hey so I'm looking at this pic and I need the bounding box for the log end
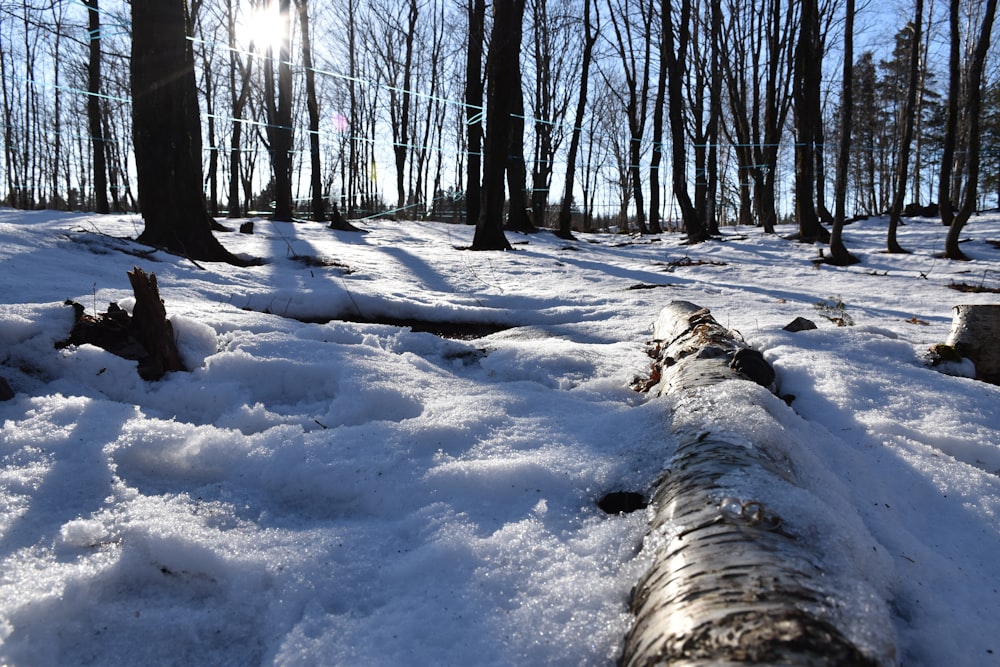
[945,304,1000,383]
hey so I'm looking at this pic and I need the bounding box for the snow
[1,207,999,666]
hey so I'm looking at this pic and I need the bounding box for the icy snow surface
[1,208,998,666]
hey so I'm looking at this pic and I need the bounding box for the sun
[235,2,289,54]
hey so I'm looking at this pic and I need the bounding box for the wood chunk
[127,267,184,380]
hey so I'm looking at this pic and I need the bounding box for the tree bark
[264,0,294,221]
[664,0,707,242]
[938,0,960,228]
[296,0,326,222]
[84,0,109,214]
[622,301,895,666]
[944,0,998,260]
[465,0,485,227]
[887,3,922,255]
[829,0,859,265]
[225,0,253,218]
[648,0,666,237]
[705,0,721,235]
[472,0,524,251]
[504,81,533,233]
[130,0,242,264]
[793,0,827,243]
[127,267,184,380]
[557,0,597,239]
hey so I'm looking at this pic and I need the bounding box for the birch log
[621,301,895,666]
[946,304,1000,384]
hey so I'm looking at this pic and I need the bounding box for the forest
[3,3,1000,664]
[2,0,999,257]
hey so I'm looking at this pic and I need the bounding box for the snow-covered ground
[0,207,998,666]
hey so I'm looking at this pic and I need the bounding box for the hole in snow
[597,491,647,515]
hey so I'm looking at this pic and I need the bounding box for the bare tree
[604,0,652,234]
[527,0,575,230]
[557,0,599,239]
[664,0,708,241]
[130,0,242,263]
[84,0,109,213]
[294,0,326,222]
[224,0,254,218]
[723,0,796,234]
[945,0,998,259]
[939,0,961,228]
[504,75,533,233]
[793,0,827,243]
[887,2,923,254]
[472,0,526,250]
[262,0,294,221]
[465,0,486,226]
[705,0,722,234]
[828,0,859,265]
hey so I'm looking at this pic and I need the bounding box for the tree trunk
[130,0,242,264]
[203,58,219,217]
[793,0,826,243]
[557,0,597,240]
[264,0,294,221]
[297,0,326,222]
[472,0,524,251]
[394,0,418,213]
[505,82,533,233]
[648,0,666,237]
[938,0,960,228]
[944,0,998,260]
[465,0,485,227]
[621,301,895,666]
[887,2,923,255]
[225,0,253,218]
[664,0,707,242]
[829,0,859,265]
[85,0,109,214]
[705,0,721,235]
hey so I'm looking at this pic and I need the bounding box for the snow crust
[1,208,999,665]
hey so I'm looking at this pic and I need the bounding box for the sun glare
[236,2,288,53]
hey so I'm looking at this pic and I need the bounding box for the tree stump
[128,266,184,380]
[621,301,895,666]
[946,304,1000,384]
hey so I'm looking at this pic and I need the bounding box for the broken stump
[127,267,184,379]
[58,267,184,381]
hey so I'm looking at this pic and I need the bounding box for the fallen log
[622,301,895,666]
